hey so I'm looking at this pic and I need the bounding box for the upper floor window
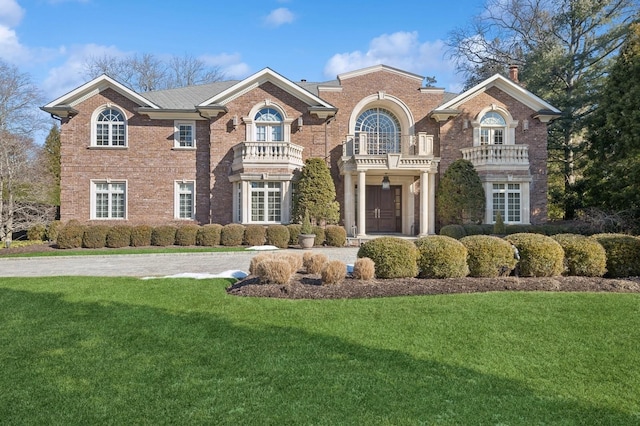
[95,108,126,147]
[355,108,401,154]
[174,121,195,148]
[255,108,283,142]
[480,111,506,145]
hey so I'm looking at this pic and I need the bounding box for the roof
[142,81,239,109]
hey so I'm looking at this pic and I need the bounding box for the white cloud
[199,53,251,79]
[263,7,295,27]
[0,0,24,27]
[324,31,462,91]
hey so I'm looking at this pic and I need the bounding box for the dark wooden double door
[365,185,401,233]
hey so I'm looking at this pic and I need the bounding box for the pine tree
[43,124,61,206]
[292,158,340,225]
[436,159,485,226]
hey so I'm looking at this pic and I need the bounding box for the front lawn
[1,277,638,424]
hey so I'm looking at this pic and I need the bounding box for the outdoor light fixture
[523,119,529,131]
[297,116,304,128]
[462,119,469,130]
[232,115,239,129]
[381,175,391,190]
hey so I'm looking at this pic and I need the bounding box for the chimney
[508,64,519,83]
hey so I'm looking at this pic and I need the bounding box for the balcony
[460,144,529,172]
[231,141,304,172]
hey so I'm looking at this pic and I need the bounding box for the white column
[343,173,355,236]
[428,171,436,234]
[357,171,366,237]
[419,171,429,235]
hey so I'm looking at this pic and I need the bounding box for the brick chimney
[508,64,519,83]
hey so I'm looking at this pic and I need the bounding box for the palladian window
[255,108,283,142]
[355,108,401,154]
[479,111,506,145]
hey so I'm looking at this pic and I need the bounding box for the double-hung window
[492,183,521,223]
[480,111,506,145]
[174,121,195,148]
[255,108,283,142]
[250,182,281,222]
[175,181,195,219]
[93,181,126,219]
[95,108,126,146]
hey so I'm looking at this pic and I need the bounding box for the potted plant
[298,210,315,249]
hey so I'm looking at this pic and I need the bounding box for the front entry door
[365,185,401,233]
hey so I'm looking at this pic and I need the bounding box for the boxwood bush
[312,226,326,246]
[325,225,347,247]
[552,234,607,277]
[46,220,62,242]
[106,225,132,248]
[196,224,222,246]
[175,224,200,246]
[287,224,302,245]
[357,237,418,279]
[591,233,640,278]
[460,235,518,277]
[220,224,245,246]
[56,221,85,249]
[266,224,290,248]
[439,224,466,239]
[130,225,152,247]
[414,235,469,278]
[151,225,177,247]
[244,224,266,246]
[462,223,492,236]
[505,233,564,277]
[27,224,46,241]
[82,225,109,249]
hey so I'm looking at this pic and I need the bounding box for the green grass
[0,246,247,258]
[1,277,639,425]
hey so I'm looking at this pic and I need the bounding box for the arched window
[479,111,506,145]
[255,108,283,142]
[95,108,126,146]
[356,108,401,154]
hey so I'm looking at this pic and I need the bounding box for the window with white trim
[355,108,401,154]
[492,183,521,223]
[174,121,195,148]
[95,108,126,146]
[255,108,283,142]
[250,182,281,222]
[175,181,195,219]
[480,111,506,145]
[93,181,126,219]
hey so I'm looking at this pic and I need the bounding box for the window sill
[172,146,196,151]
[88,145,128,150]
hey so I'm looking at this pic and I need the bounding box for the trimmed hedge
[505,233,564,277]
[266,224,290,249]
[197,224,222,246]
[352,257,375,280]
[312,226,325,246]
[175,224,199,246]
[552,234,607,277]
[462,224,492,236]
[287,224,302,245]
[27,224,46,241]
[591,233,640,278]
[357,237,418,279]
[321,260,346,285]
[325,225,346,247]
[151,225,177,247]
[244,224,266,247]
[439,224,466,240]
[461,235,518,277]
[106,225,132,248]
[414,235,469,278]
[56,221,85,249]
[82,225,110,249]
[131,225,152,247]
[46,220,62,242]
[220,224,245,246]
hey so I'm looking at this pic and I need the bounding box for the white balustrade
[460,144,529,166]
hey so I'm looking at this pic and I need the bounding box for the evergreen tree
[436,159,485,226]
[43,124,61,206]
[292,158,340,225]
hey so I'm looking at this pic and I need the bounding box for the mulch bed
[228,274,640,299]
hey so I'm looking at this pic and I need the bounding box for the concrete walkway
[0,247,361,278]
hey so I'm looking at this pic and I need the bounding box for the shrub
[591,234,640,278]
[256,258,293,285]
[461,235,518,277]
[175,224,200,246]
[436,159,485,225]
[278,253,303,273]
[56,221,85,249]
[505,233,564,277]
[439,224,466,239]
[462,223,491,236]
[304,253,328,275]
[151,225,177,247]
[325,225,347,247]
[312,226,325,246]
[244,224,266,246]
[196,224,222,246]
[493,212,506,235]
[106,225,132,248]
[287,224,302,245]
[357,237,418,279]
[352,257,375,280]
[249,253,274,275]
[82,225,109,248]
[292,158,340,225]
[46,220,62,242]
[266,224,290,248]
[321,260,347,285]
[130,225,152,247]
[414,236,469,278]
[27,224,46,241]
[551,234,606,277]
[220,224,245,246]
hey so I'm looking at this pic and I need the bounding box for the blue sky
[1,0,485,105]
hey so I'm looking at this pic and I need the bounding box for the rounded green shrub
[325,225,346,247]
[312,226,325,246]
[414,235,469,278]
[439,224,466,240]
[462,223,491,236]
[56,221,85,249]
[220,224,245,246]
[130,225,152,247]
[461,235,518,277]
[197,224,222,246]
[175,224,200,246]
[591,233,640,278]
[505,233,564,277]
[46,220,62,242]
[82,225,109,248]
[266,224,290,248]
[244,224,266,246]
[357,237,418,279]
[151,225,177,247]
[27,224,47,241]
[287,224,302,245]
[106,225,132,248]
[551,234,606,277]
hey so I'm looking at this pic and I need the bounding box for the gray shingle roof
[142,81,239,109]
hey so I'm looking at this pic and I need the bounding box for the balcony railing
[343,133,434,157]
[232,141,304,171]
[460,144,529,168]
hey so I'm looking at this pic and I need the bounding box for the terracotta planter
[298,234,315,249]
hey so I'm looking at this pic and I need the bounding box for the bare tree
[168,54,224,87]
